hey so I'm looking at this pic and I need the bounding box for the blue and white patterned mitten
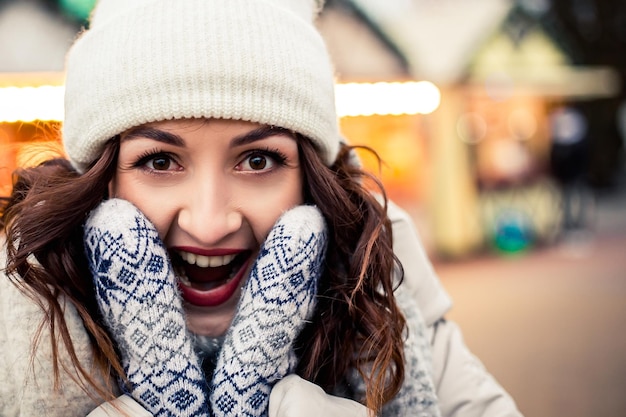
[210,206,327,416]
[84,199,327,417]
[84,199,210,417]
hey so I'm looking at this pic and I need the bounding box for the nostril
[225,211,243,231]
[177,207,244,245]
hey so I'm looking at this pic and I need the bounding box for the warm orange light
[0,85,64,122]
[336,81,441,117]
[0,81,442,122]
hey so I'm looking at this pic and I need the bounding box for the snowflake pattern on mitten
[210,206,327,417]
[84,199,328,417]
[84,199,210,417]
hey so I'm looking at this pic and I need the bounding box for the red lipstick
[173,248,251,307]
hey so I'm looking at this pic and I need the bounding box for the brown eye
[150,156,171,170]
[248,155,267,170]
[236,149,286,172]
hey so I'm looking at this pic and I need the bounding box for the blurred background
[0,0,625,415]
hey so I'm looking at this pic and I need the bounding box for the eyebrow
[231,126,294,147]
[121,126,185,146]
[120,124,294,148]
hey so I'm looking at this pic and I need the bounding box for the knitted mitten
[210,206,327,416]
[84,199,210,417]
[84,199,327,417]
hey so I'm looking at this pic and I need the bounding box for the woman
[0,0,523,416]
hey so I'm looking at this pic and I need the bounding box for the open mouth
[172,249,252,307]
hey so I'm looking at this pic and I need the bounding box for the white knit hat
[63,0,340,172]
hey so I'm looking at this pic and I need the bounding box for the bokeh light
[0,86,64,122]
[457,112,487,144]
[508,108,538,141]
[335,81,441,117]
[0,81,443,122]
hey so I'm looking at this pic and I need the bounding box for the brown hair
[0,136,405,413]
[0,143,123,401]
[297,139,405,412]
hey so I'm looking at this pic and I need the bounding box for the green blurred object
[493,210,533,254]
[59,0,97,22]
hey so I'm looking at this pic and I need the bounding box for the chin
[172,251,255,336]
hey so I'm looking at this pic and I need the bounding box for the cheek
[109,174,175,238]
[244,173,304,243]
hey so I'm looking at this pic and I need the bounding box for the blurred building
[0,0,78,195]
[319,0,621,257]
[0,0,623,258]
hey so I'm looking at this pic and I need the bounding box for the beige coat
[0,202,522,416]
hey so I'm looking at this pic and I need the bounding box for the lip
[173,246,242,257]
[173,247,251,307]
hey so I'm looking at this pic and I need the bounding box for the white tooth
[178,251,238,267]
[180,274,191,286]
[195,254,210,268]
[209,256,223,267]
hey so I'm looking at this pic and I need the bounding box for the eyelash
[129,146,290,173]
[242,147,289,170]
[131,148,179,172]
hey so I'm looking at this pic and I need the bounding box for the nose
[177,176,243,245]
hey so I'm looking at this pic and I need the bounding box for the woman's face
[109,118,303,336]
